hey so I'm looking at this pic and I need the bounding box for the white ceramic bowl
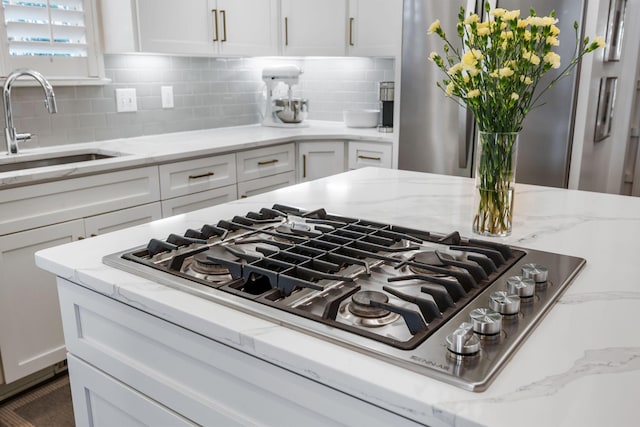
[343,109,380,128]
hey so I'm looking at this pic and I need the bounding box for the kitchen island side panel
[57,278,426,427]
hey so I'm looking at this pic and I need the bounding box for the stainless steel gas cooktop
[103,204,586,391]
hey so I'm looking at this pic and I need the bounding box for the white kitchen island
[36,167,640,427]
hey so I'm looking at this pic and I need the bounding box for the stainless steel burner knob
[506,276,535,298]
[489,291,521,315]
[521,263,548,282]
[446,322,481,355]
[469,308,502,335]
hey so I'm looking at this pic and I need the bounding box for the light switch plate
[116,88,137,112]
[161,86,174,109]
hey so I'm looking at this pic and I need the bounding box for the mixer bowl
[274,98,309,123]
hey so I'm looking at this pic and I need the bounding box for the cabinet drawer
[0,166,160,236]
[159,154,236,199]
[237,171,296,199]
[236,143,295,182]
[161,185,237,217]
[67,355,195,426]
[348,141,392,169]
[84,203,162,237]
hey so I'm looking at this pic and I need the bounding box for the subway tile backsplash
[7,55,394,148]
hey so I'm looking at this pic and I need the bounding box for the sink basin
[0,151,122,173]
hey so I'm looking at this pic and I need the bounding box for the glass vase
[472,131,519,237]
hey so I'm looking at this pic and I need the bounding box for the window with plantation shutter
[0,0,104,81]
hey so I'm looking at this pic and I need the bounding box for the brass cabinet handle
[284,17,289,45]
[349,17,354,46]
[220,10,227,42]
[302,154,307,178]
[188,171,215,179]
[358,155,381,161]
[212,9,219,41]
[257,159,278,166]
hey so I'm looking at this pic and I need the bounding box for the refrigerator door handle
[458,106,474,168]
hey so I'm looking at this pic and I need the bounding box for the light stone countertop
[35,167,640,427]
[0,120,393,188]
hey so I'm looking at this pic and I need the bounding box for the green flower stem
[473,132,518,236]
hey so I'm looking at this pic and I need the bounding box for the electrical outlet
[161,86,174,109]
[116,88,137,112]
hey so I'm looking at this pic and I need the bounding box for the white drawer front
[159,153,236,199]
[236,143,295,182]
[237,171,296,199]
[161,185,237,217]
[67,355,196,427]
[348,141,393,169]
[0,166,160,236]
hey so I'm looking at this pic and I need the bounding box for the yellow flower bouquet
[428,4,603,235]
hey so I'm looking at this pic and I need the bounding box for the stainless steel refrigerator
[399,0,586,187]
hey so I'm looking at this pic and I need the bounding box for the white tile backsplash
[5,54,394,147]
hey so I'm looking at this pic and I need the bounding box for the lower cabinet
[161,185,237,217]
[57,279,421,427]
[298,141,346,182]
[67,355,195,427]
[237,171,296,199]
[0,220,84,384]
[0,203,161,384]
[348,141,393,169]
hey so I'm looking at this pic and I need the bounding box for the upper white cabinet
[106,0,278,56]
[0,0,104,80]
[280,0,347,56]
[347,0,402,57]
[215,0,278,56]
[100,0,400,57]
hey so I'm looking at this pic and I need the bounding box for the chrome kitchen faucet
[3,68,57,155]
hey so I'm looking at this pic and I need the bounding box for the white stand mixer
[262,65,309,128]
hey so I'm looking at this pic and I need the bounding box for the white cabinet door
[347,0,402,57]
[84,203,162,237]
[136,0,215,55]
[216,0,278,56]
[298,141,346,182]
[0,220,84,383]
[130,0,277,56]
[281,0,347,56]
[348,141,393,169]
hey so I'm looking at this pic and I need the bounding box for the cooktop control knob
[446,322,481,356]
[469,308,502,335]
[521,263,549,282]
[506,276,535,298]
[489,291,521,315]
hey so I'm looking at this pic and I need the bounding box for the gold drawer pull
[220,10,227,42]
[188,172,215,180]
[258,159,279,166]
[284,17,289,45]
[212,9,219,42]
[358,155,381,161]
[349,17,354,46]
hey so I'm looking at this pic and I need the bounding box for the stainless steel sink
[0,151,122,173]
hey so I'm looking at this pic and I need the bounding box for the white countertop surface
[36,167,640,427]
[0,120,392,188]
